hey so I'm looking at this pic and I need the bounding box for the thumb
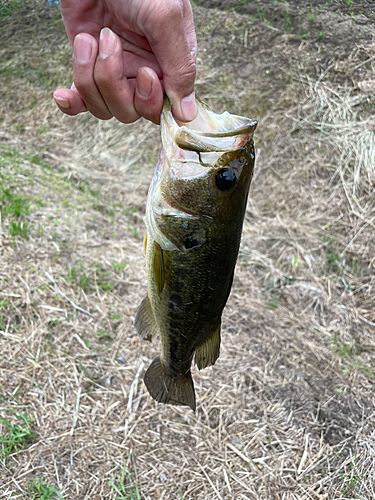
[143,0,197,122]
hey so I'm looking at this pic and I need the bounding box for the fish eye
[215,168,237,191]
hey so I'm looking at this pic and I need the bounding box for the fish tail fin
[144,356,196,411]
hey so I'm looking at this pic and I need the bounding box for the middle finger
[73,33,113,120]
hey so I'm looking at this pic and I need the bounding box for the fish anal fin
[195,322,221,370]
[134,295,157,342]
[153,241,165,296]
[144,356,196,411]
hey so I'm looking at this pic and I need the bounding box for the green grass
[0,408,37,460]
[0,151,32,238]
[0,0,23,19]
[95,263,114,291]
[112,262,127,271]
[28,477,64,500]
[8,219,29,238]
[322,234,345,274]
[257,8,265,23]
[1,188,30,218]
[100,282,113,292]
[332,339,353,359]
[66,263,91,289]
[97,329,114,341]
[325,249,343,273]
[339,453,363,494]
[66,260,122,293]
[308,3,315,22]
[108,465,141,500]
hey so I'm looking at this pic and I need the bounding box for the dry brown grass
[1,2,375,499]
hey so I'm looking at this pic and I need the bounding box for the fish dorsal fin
[144,356,196,411]
[134,295,157,342]
[153,241,165,296]
[195,321,221,369]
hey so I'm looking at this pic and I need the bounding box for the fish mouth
[162,95,257,154]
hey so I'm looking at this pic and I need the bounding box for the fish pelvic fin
[144,356,196,411]
[195,321,221,370]
[134,295,157,342]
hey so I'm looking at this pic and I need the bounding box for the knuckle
[179,60,196,80]
[79,95,112,120]
[115,111,140,124]
[92,110,113,120]
[110,99,140,124]
[170,60,196,93]
[164,58,196,82]
[73,76,94,97]
[61,108,79,117]
[134,103,158,123]
[94,67,115,90]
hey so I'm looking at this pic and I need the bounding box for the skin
[54,0,198,124]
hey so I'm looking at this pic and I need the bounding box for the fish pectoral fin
[134,295,157,342]
[153,241,165,296]
[143,230,147,257]
[144,356,196,411]
[194,321,221,370]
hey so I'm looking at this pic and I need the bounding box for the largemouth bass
[134,96,257,410]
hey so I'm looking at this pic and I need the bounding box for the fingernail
[99,27,116,58]
[137,68,153,98]
[74,34,92,64]
[54,94,70,109]
[180,92,197,121]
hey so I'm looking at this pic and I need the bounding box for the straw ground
[1,1,375,499]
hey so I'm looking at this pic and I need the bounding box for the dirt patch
[198,0,375,44]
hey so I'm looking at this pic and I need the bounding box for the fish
[134,96,257,411]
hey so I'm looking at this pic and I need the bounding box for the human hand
[53,0,197,124]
